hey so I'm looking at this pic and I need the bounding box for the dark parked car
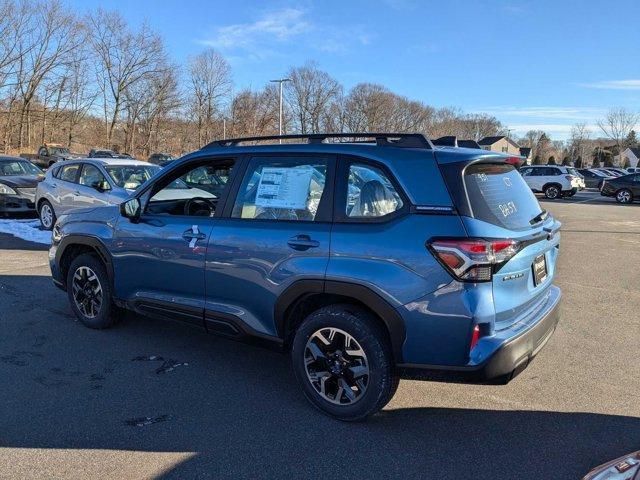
[0,156,43,216]
[20,143,79,168]
[148,153,174,166]
[600,173,640,203]
[577,168,610,189]
[49,133,561,421]
[88,149,118,159]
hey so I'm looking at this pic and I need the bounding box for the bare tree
[597,107,640,165]
[569,123,591,167]
[187,48,231,147]
[89,9,167,147]
[286,62,342,134]
[229,86,279,138]
[14,0,82,147]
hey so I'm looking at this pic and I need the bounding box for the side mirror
[120,198,141,223]
[91,180,110,192]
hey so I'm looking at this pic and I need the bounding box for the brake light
[428,238,521,282]
[504,157,521,166]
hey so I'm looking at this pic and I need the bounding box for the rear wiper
[529,209,548,225]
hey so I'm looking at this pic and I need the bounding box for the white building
[615,147,640,168]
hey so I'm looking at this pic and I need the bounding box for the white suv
[519,165,585,199]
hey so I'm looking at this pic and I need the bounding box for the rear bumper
[399,285,561,382]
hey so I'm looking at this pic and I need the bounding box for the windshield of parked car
[49,147,70,156]
[567,168,581,176]
[105,165,160,190]
[0,160,43,176]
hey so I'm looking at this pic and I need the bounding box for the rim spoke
[348,364,369,379]
[72,266,102,319]
[340,378,356,402]
[307,342,327,361]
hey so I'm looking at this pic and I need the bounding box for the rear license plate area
[532,254,547,286]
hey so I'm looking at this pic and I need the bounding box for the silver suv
[35,158,160,230]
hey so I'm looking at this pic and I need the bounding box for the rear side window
[232,157,329,221]
[464,163,543,231]
[59,164,80,183]
[346,164,403,218]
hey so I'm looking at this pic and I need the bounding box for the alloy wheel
[546,186,559,199]
[617,190,632,203]
[40,204,53,228]
[71,266,103,318]
[304,327,369,405]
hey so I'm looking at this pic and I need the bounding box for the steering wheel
[184,197,216,216]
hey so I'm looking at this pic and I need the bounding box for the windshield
[49,147,70,156]
[105,165,160,190]
[0,160,43,176]
[567,168,580,176]
[463,163,543,231]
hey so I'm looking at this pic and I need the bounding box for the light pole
[270,78,291,143]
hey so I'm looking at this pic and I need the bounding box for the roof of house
[458,139,481,149]
[519,147,532,157]
[432,136,458,147]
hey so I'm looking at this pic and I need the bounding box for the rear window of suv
[463,163,544,231]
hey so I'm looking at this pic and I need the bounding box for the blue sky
[69,0,640,139]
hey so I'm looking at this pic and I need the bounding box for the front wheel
[616,189,633,204]
[66,253,120,329]
[291,304,399,421]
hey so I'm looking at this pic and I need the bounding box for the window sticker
[255,166,313,209]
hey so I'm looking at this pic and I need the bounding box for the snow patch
[0,219,51,244]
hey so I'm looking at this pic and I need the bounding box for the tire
[291,304,399,421]
[39,200,56,230]
[616,188,633,204]
[66,253,119,329]
[543,184,561,199]
[567,190,576,197]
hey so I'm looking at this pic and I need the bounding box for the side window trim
[333,154,410,224]
[221,153,336,223]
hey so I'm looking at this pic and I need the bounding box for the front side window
[147,160,235,217]
[181,165,231,197]
[346,164,403,218]
[79,164,109,189]
[232,157,328,221]
[59,164,80,183]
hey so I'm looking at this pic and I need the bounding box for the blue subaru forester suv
[49,133,561,421]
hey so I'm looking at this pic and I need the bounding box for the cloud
[199,8,311,58]
[508,123,599,137]
[578,80,640,90]
[199,8,373,59]
[476,106,605,121]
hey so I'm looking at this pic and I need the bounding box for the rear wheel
[66,253,119,329]
[543,184,561,199]
[291,304,399,421]
[616,188,633,204]
[38,200,56,230]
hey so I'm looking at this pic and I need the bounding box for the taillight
[428,238,521,282]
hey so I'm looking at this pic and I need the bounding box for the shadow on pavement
[0,273,638,479]
[0,232,48,251]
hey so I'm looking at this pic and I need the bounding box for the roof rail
[203,133,433,150]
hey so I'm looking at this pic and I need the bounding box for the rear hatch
[438,157,561,330]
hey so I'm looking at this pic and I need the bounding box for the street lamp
[270,78,291,143]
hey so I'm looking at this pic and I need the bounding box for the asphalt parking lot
[0,193,639,479]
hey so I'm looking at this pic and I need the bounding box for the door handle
[183,225,206,248]
[287,234,320,251]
